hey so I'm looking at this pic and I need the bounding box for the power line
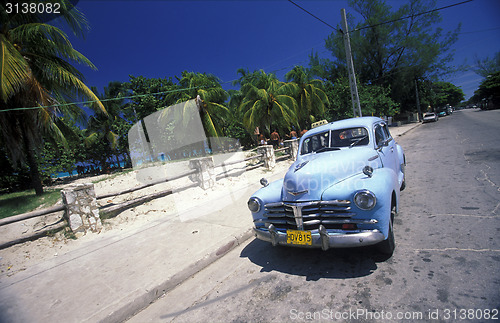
[0,87,205,113]
[353,0,474,32]
[287,0,475,33]
[458,26,500,34]
[4,1,480,113]
[287,0,338,32]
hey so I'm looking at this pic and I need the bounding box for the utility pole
[341,8,362,118]
[414,78,422,122]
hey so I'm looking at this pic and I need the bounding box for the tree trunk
[115,154,121,168]
[23,134,44,196]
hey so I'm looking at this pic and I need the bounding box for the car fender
[396,143,405,167]
[395,143,406,186]
[249,179,284,222]
[321,168,399,239]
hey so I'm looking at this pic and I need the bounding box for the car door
[374,122,398,175]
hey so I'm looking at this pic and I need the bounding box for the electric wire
[0,86,207,112]
[287,0,475,33]
[287,0,338,32]
[353,0,474,32]
[1,0,483,113]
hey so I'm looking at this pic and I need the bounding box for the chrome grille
[263,200,356,230]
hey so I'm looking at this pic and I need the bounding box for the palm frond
[0,34,30,102]
[84,132,99,147]
[34,57,105,114]
[202,112,219,138]
[106,131,119,149]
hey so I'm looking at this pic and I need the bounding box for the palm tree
[285,66,329,130]
[85,82,125,169]
[238,70,298,136]
[168,71,229,138]
[0,1,105,195]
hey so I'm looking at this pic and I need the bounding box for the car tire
[377,205,396,256]
[400,157,406,191]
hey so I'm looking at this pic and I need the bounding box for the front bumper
[253,225,385,251]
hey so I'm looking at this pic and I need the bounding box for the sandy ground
[0,153,292,278]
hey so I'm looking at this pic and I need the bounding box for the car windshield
[331,127,369,148]
[300,127,369,155]
[300,131,330,155]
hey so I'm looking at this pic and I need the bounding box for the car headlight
[354,190,376,210]
[247,197,261,213]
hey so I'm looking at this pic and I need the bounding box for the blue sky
[66,0,500,101]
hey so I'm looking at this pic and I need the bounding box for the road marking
[428,214,498,218]
[412,248,500,253]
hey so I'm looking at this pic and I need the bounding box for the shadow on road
[240,238,392,281]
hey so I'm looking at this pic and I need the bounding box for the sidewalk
[0,121,420,323]
[0,163,291,323]
[389,121,421,137]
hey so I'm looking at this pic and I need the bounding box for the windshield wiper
[349,135,368,148]
[315,146,340,154]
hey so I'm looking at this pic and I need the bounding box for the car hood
[282,148,381,202]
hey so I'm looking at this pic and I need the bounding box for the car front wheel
[377,205,396,256]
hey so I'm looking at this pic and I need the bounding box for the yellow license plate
[286,230,312,245]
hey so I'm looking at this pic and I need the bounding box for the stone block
[61,183,102,234]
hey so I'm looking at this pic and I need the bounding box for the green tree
[472,71,500,109]
[314,0,460,114]
[474,52,500,78]
[123,76,176,121]
[431,81,464,107]
[85,82,127,169]
[238,70,298,136]
[323,76,399,120]
[226,88,254,148]
[285,66,329,130]
[170,71,229,138]
[39,117,86,183]
[0,0,105,195]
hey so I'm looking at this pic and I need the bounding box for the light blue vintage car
[247,117,405,256]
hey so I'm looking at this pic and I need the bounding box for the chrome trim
[291,204,304,230]
[353,190,377,210]
[254,227,385,249]
[263,200,356,231]
[288,189,309,196]
[247,197,261,213]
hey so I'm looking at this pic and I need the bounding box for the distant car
[438,111,447,117]
[423,112,438,123]
[247,117,406,256]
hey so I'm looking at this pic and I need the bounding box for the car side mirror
[260,178,269,187]
[376,140,386,150]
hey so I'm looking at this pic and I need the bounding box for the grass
[0,189,62,219]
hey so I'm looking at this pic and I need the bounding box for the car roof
[304,116,384,137]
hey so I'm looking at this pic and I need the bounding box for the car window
[331,127,369,148]
[301,131,329,154]
[374,125,387,146]
[381,123,392,142]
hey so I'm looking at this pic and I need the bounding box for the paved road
[129,109,500,322]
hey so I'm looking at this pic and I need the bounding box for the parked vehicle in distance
[423,112,438,123]
[247,117,406,256]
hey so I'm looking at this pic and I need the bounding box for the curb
[99,227,255,323]
[396,122,421,137]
